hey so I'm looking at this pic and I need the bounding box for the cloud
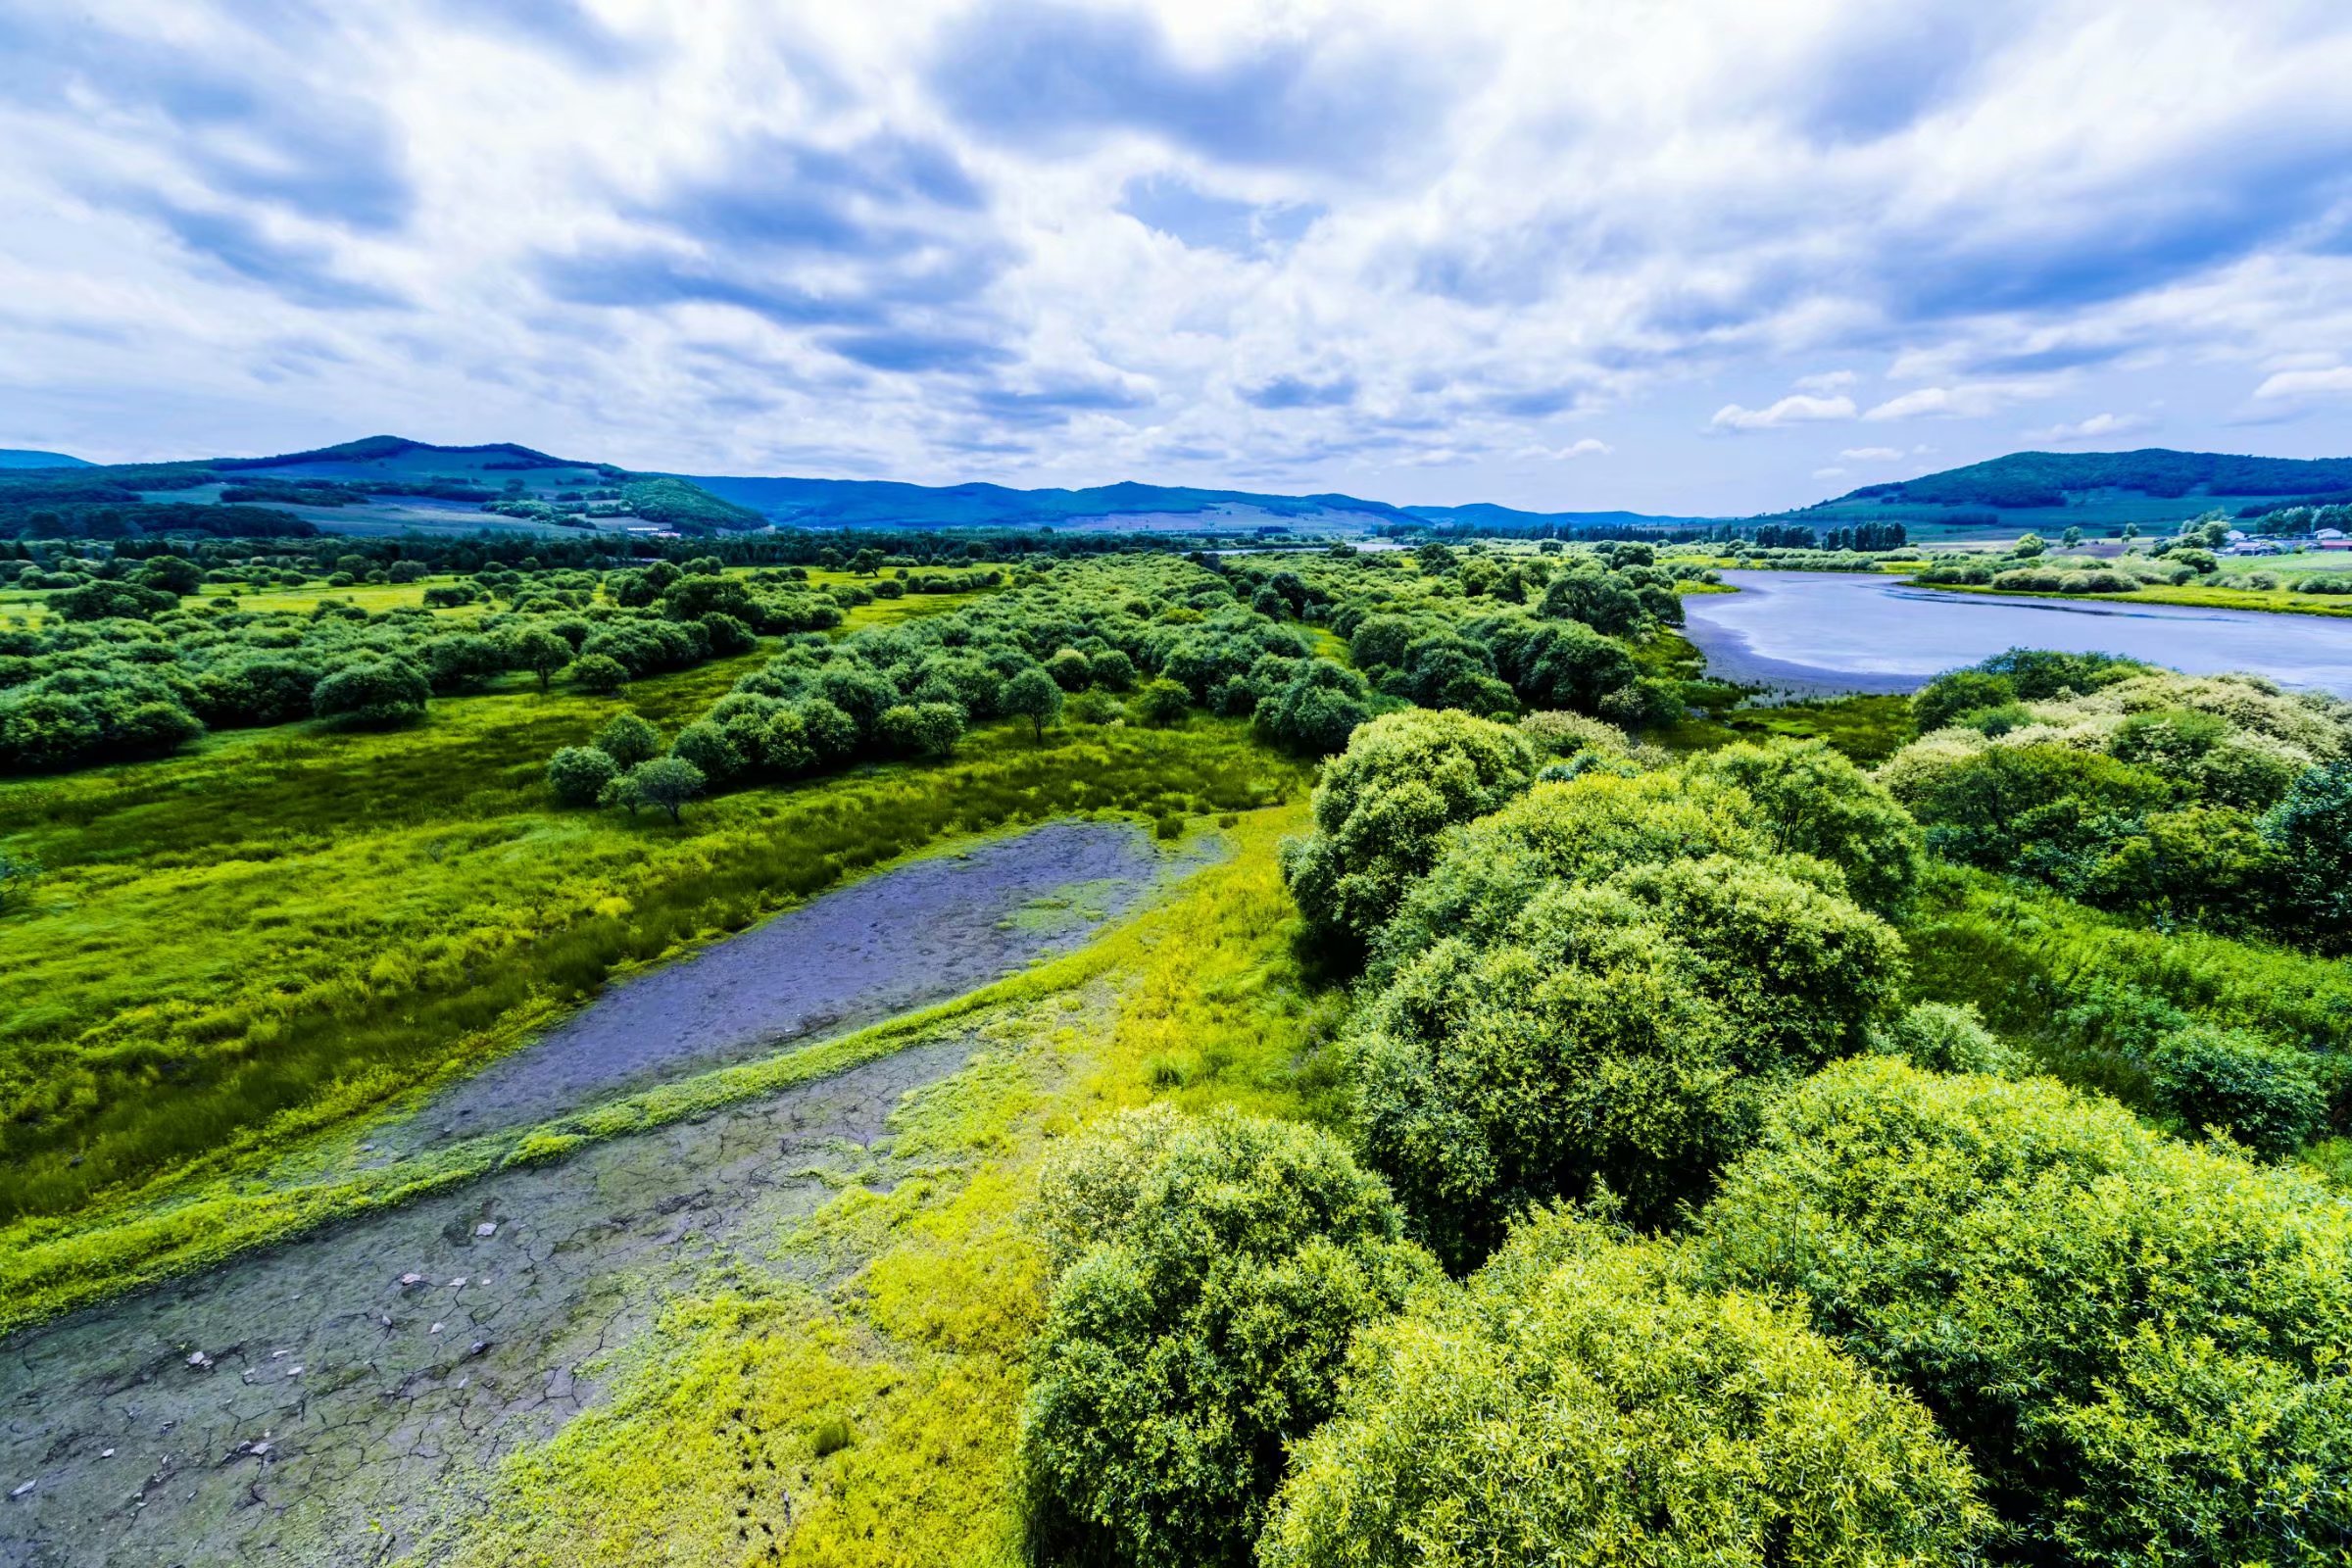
[1793,370,1858,393]
[1711,394,1858,430]
[1814,466,1848,478]
[1518,438,1613,461]
[928,1,1460,172]
[1864,381,2052,420]
[2022,411,2153,444]
[2254,367,2352,399]
[137,199,409,311]
[1838,445,1905,461]
[1240,373,1358,410]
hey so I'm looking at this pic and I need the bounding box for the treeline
[536,543,1695,823]
[1018,710,2352,1566]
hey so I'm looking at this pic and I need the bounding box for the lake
[1679,571,2352,697]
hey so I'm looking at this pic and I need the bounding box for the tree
[2143,1022,2328,1157]
[1044,648,1093,691]
[312,661,429,727]
[570,653,629,695]
[1697,1057,2352,1566]
[2012,532,2047,558]
[507,626,572,693]
[1254,661,1374,755]
[1019,1107,1438,1568]
[1004,666,1063,741]
[615,756,704,823]
[0,847,39,913]
[546,745,617,806]
[669,720,744,786]
[593,711,662,767]
[1261,1208,1988,1568]
[1279,709,1538,960]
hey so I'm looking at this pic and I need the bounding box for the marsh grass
[421,804,1336,1567]
[0,662,1302,1231]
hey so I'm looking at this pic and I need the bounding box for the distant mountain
[0,449,91,468]
[1405,501,1713,533]
[683,472,1418,533]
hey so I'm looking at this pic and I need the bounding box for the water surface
[1680,571,2352,695]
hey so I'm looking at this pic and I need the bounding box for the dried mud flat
[0,818,1182,1566]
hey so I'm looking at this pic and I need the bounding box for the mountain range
[4,436,2348,539]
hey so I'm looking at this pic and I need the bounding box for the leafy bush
[1696,1057,2352,1566]
[311,661,428,727]
[1018,1107,1437,1568]
[593,711,662,767]
[876,701,964,758]
[1688,738,1924,914]
[1349,856,1902,1262]
[1253,660,1374,755]
[568,652,628,694]
[1261,1207,1989,1568]
[605,756,705,822]
[2143,1022,2330,1157]
[1867,1000,2018,1075]
[1129,678,1190,727]
[2263,760,2352,953]
[1279,709,1537,959]
[545,745,618,806]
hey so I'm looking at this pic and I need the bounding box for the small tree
[0,847,39,913]
[618,757,704,823]
[877,702,965,758]
[570,653,630,695]
[508,626,573,693]
[312,661,429,727]
[1004,666,1063,741]
[546,745,618,806]
[593,711,662,767]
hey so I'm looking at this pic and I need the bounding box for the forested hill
[1835,448,2352,510]
[0,450,90,469]
[678,473,1418,532]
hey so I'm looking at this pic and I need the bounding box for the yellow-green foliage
[1260,1206,1989,1568]
[422,805,1343,1566]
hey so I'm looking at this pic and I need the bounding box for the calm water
[1679,571,2352,697]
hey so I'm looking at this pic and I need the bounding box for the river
[1679,571,2352,696]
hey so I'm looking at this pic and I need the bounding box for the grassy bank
[422,804,1334,1567]
[1912,575,2352,617]
[0,665,1305,1233]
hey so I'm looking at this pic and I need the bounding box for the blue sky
[3,0,2352,514]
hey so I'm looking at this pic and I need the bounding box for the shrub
[1349,858,1902,1262]
[545,745,618,807]
[1254,660,1375,756]
[876,701,964,758]
[1279,709,1538,960]
[1004,665,1064,740]
[669,720,744,786]
[1867,1001,2018,1075]
[593,711,662,767]
[1688,738,1924,914]
[1261,1207,1989,1568]
[311,661,428,727]
[2143,1022,2329,1157]
[1129,678,1190,728]
[1696,1057,2352,1566]
[2263,760,2352,954]
[1065,688,1121,725]
[1018,1107,1438,1568]
[569,653,629,694]
[609,756,704,823]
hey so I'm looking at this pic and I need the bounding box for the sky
[4,1,2352,515]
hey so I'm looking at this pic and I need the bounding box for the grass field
[0,657,1305,1243]
[1915,575,2352,617]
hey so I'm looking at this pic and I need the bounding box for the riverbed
[0,818,1181,1566]
[1680,570,2352,695]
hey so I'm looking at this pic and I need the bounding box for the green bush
[568,652,629,694]
[545,744,618,807]
[311,661,428,728]
[1687,739,1924,914]
[2264,760,2352,954]
[1260,1207,1989,1568]
[1696,1057,2352,1566]
[592,711,662,768]
[1349,857,1902,1262]
[1867,1001,2018,1075]
[1018,1107,1437,1568]
[876,701,964,758]
[1129,678,1191,728]
[1278,709,1537,960]
[2143,1022,2329,1157]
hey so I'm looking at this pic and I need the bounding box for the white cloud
[1864,380,2055,421]
[1710,394,1858,431]
[1793,369,1858,394]
[2021,411,2152,444]
[1517,437,1612,460]
[1838,445,1905,461]
[2254,367,2352,399]
[1813,466,1848,478]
